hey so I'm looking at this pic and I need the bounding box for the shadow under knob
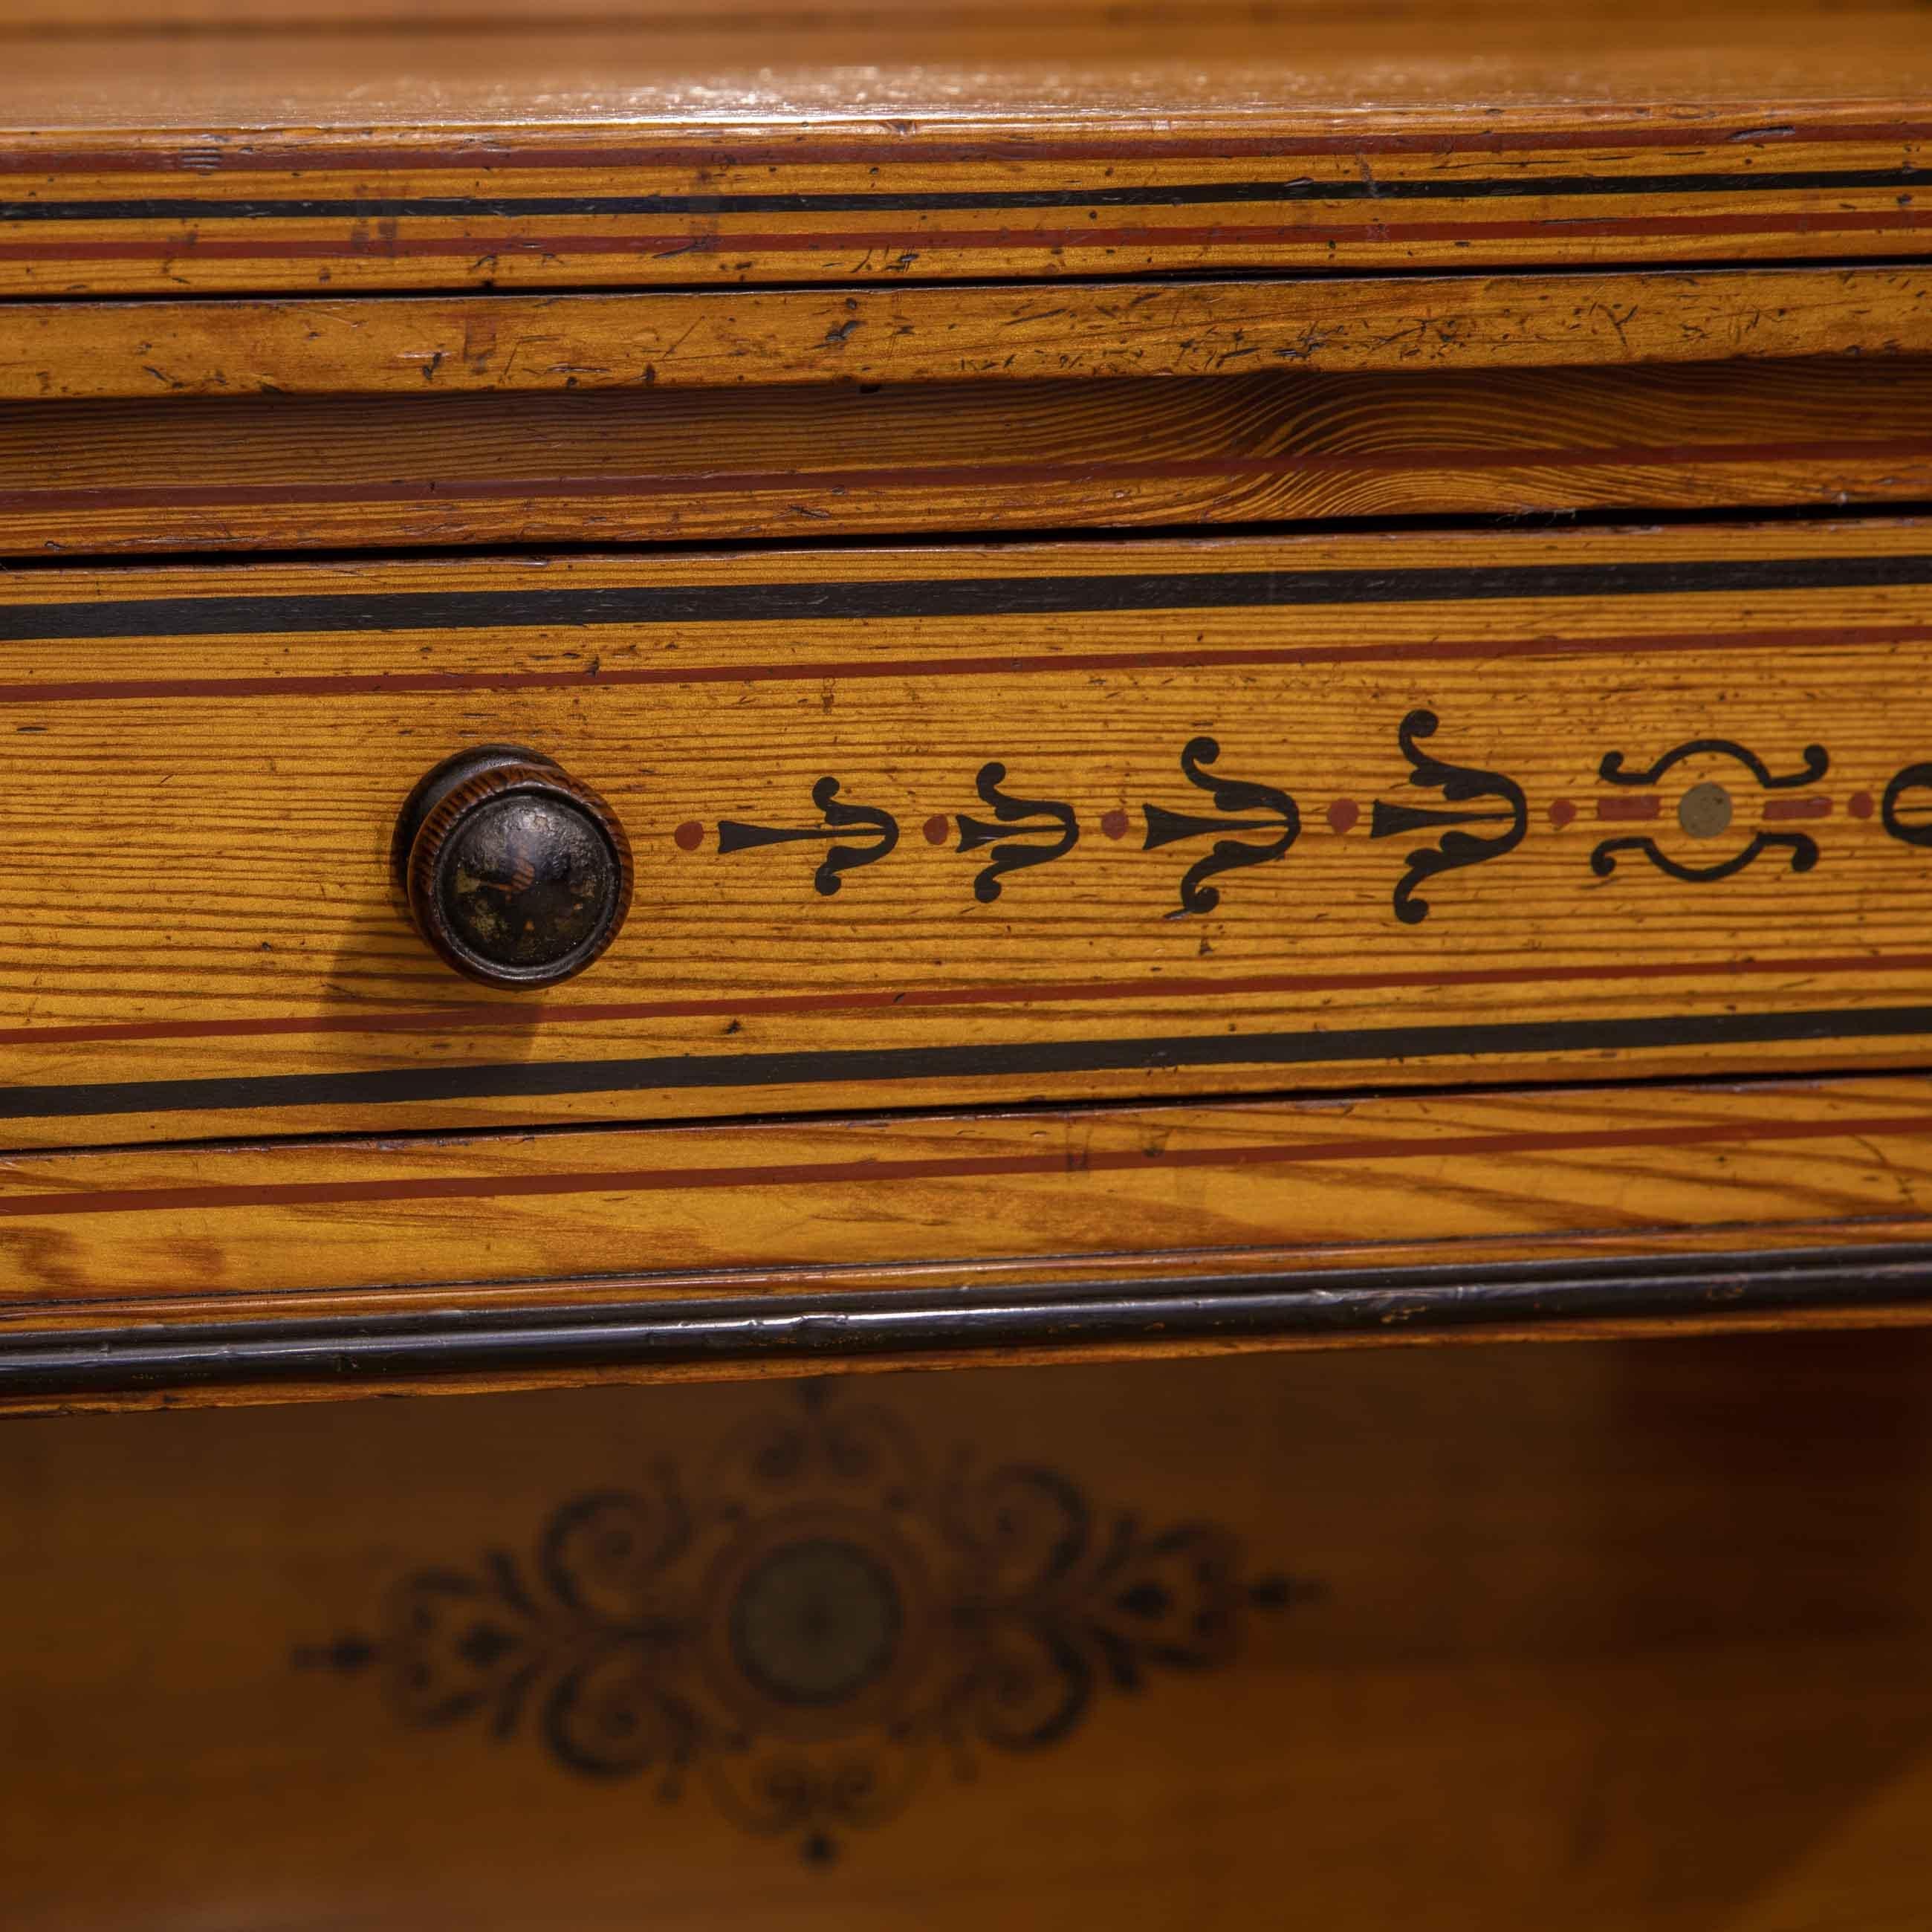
[393,745,633,989]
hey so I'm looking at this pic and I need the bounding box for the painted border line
[9,1002,1932,1122]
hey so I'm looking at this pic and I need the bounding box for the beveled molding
[0,27,1927,298]
[4,1245,1932,1413]
[16,1070,1932,1408]
[7,268,1932,401]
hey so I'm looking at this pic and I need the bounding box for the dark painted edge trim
[8,551,1932,644]
[1,166,1924,223]
[4,1242,1930,1396]
[10,1001,1932,1123]
[3,123,1927,175]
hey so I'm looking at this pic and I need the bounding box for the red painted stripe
[1764,795,1835,820]
[10,946,1932,1052]
[1596,795,1662,821]
[2,622,1924,708]
[4,439,1928,519]
[4,210,1931,262]
[10,1106,1932,1221]
[1,122,1925,173]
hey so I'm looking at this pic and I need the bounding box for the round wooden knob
[393,746,632,989]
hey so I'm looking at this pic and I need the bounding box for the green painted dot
[1679,781,1734,840]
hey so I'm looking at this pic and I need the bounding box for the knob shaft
[394,746,632,989]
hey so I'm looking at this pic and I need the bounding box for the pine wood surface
[0,0,1324,16]
[10,358,1932,557]
[7,269,1932,400]
[0,0,1802,20]
[7,1341,1932,1926]
[7,1072,1932,1331]
[0,4,1927,294]
[6,519,1932,1149]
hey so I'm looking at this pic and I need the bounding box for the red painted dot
[1548,799,1578,829]
[672,820,704,852]
[1100,808,1130,840]
[923,814,950,846]
[1326,800,1359,834]
[1850,791,1875,820]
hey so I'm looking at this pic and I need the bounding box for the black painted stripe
[7,552,1931,644]
[0,167,1924,224]
[9,1003,1932,1122]
[4,1244,1929,1397]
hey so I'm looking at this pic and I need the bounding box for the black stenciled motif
[1141,736,1300,918]
[1593,833,1821,886]
[1599,739,1829,793]
[296,1389,1305,1867]
[1369,708,1528,925]
[1592,739,1829,884]
[718,777,899,896]
[1882,762,1932,849]
[956,762,1080,903]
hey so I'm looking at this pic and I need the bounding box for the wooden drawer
[16,9,1932,1922]
[7,517,1932,1151]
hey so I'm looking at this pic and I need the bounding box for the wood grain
[9,1340,1932,1925]
[0,0,1745,22]
[0,0,1325,19]
[11,358,1932,556]
[5,521,1932,1147]
[0,5,1927,293]
[7,1072,1932,1324]
[7,270,1931,399]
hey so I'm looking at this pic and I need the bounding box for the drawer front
[6,521,1932,1149]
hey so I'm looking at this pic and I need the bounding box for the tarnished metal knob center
[394,746,632,989]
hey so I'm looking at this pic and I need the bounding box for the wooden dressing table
[4,4,1932,1923]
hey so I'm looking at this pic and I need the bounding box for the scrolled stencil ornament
[296,1388,1309,1864]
